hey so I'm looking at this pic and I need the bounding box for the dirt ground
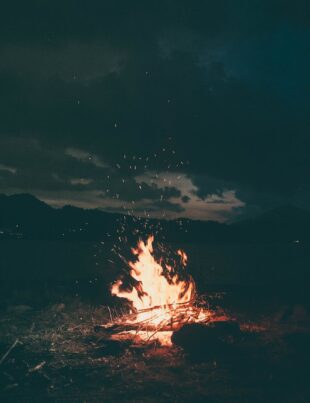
[0,294,309,403]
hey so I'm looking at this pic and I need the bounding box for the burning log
[94,301,229,347]
[96,303,215,333]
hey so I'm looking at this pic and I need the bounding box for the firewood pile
[94,299,229,344]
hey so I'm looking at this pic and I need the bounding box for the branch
[0,339,20,365]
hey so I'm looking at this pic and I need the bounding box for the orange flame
[111,236,194,310]
[111,236,197,325]
[110,236,213,345]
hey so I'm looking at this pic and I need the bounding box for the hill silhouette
[0,193,309,243]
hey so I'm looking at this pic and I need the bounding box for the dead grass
[0,299,309,402]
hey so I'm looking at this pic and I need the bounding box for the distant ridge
[0,193,309,243]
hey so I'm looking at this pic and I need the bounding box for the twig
[144,322,167,343]
[29,361,46,373]
[97,305,213,333]
[107,306,113,322]
[0,339,20,365]
[94,300,221,346]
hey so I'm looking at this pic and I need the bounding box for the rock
[172,321,241,361]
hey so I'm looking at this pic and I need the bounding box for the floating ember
[102,236,225,345]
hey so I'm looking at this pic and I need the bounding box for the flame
[109,236,213,345]
[111,236,195,317]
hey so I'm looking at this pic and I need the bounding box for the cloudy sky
[0,1,309,222]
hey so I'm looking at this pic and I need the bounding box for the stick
[0,339,20,365]
[107,306,113,322]
[95,303,216,335]
[29,361,46,373]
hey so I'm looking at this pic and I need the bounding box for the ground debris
[91,339,130,357]
[0,299,309,402]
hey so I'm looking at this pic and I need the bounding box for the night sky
[0,1,309,222]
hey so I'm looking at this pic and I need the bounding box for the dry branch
[0,338,20,365]
[95,302,215,335]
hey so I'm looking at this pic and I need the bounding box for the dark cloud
[97,180,181,202]
[190,175,232,199]
[0,1,309,220]
[0,135,184,219]
[133,199,185,214]
[181,195,190,203]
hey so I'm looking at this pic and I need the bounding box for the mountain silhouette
[0,193,309,243]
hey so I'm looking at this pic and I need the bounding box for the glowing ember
[107,236,214,345]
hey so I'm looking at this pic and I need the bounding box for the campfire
[100,236,226,346]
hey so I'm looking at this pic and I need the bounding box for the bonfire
[100,236,226,345]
